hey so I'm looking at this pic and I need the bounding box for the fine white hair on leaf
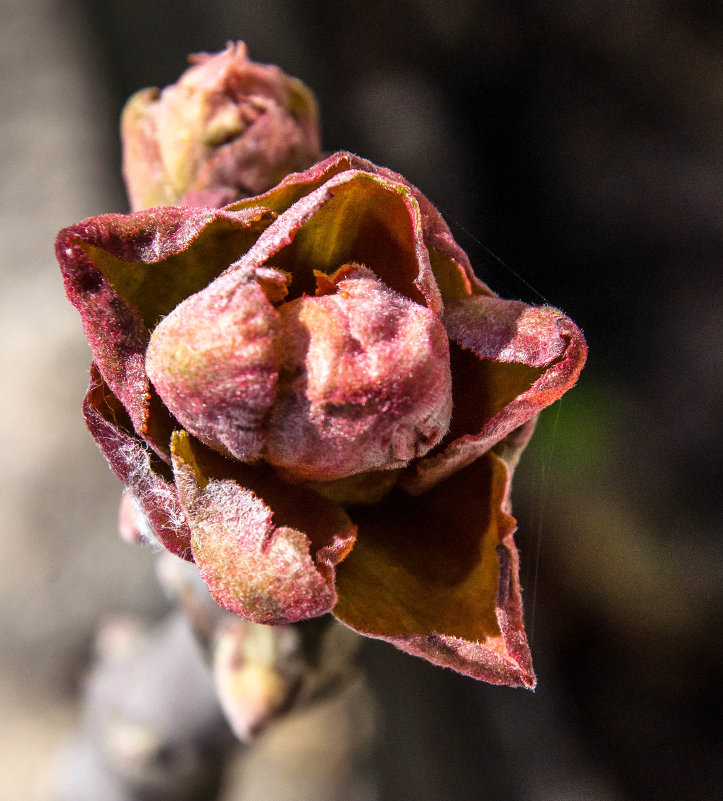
[114,436,189,555]
[126,490,164,551]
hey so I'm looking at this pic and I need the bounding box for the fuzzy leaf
[401,296,587,493]
[264,265,452,481]
[334,451,535,687]
[57,205,275,455]
[146,268,282,461]
[171,431,356,624]
[82,364,192,558]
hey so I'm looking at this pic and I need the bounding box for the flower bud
[121,42,321,211]
[58,150,588,687]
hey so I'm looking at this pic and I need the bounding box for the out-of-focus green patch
[526,375,622,479]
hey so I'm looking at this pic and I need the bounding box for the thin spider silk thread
[440,210,551,305]
[441,209,559,646]
[528,400,563,648]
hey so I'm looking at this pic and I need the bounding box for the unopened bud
[121,42,321,210]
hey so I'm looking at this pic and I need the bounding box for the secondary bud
[121,42,321,210]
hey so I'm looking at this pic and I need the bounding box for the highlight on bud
[57,149,587,688]
[145,269,283,462]
[264,264,453,482]
[121,42,321,211]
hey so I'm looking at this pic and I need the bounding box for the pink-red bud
[121,42,321,211]
[265,265,452,481]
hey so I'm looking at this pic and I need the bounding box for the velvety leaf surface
[171,431,356,624]
[82,364,192,558]
[232,168,441,312]
[402,295,588,493]
[57,206,275,452]
[333,451,535,687]
[230,151,488,311]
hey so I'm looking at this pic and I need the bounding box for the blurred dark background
[1,0,720,799]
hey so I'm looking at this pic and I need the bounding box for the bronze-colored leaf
[334,452,535,687]
[171,432,356,624]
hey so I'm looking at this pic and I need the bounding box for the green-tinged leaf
[171,431,356,624]
[57,206,275,453]
[402,296,587,493]
[334,452,535,687]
